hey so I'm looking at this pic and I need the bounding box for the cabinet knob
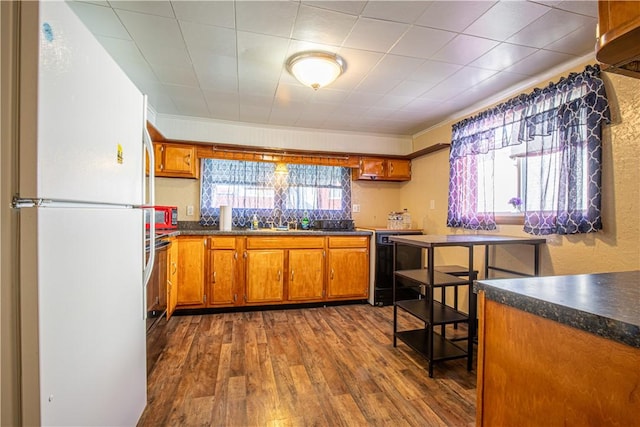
[291,270,295,281]
[212,271,216,283]
[185,153,191,166]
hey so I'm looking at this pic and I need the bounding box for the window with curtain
[447,65,610,235]
[200,159,352,227]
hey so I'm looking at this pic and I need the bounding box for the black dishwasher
[374,231,423,306]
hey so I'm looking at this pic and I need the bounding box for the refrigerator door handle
[142,95,155,320]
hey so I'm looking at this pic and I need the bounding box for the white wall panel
[155,114,413,156]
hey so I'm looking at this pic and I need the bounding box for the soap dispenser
[252,214,259,230]
[301,211,310,230]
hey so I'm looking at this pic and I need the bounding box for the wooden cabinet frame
[352,157,412,181]
[172,234,370,312]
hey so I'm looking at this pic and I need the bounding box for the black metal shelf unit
[392,267,472,377]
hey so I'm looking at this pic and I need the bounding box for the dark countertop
[389,234,546,247]
[150,226,371,239]
[475,271,640,349]
[178,228,372,236]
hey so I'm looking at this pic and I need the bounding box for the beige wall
[408,64,640,277]
[154,177,201,221]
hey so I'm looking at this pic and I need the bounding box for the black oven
[374,231,422,306]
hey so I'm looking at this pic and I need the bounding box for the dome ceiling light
[286,51,346,90]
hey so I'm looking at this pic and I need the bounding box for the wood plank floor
[138,304,476,427]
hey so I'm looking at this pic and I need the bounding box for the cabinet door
[177,237,205,306]
[386,159,411,180]
[245,250,284,303]
[359,157,385,178]
[327,248,369,298]
[154,143,198,178]
[153,143,164,174]
[209,249,236,305]
[597,1,640,66]
[288,249,324,301]
[163,144,195,174]
[166,238,178,319]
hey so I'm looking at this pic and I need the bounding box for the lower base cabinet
[166,237,178,318]
[174,234,370,311]
[327,236,369,299]
[288,248,325,301]
[207,236,238,306]
[176,236,206,307]
[245,249,285,303]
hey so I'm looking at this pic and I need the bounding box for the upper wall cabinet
[352,157,411,181]
[596,0,640,78]
[151,143,199,179]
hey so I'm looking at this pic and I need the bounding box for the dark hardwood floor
[139,304,476,427]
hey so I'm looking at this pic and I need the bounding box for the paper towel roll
[219,205,232,231]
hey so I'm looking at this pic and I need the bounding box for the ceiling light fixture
[286,51,346,90]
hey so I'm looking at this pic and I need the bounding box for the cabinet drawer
[328,236,369,248]
[208,236,235,249]
[246,236,325,249]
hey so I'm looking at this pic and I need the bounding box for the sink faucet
[273,208,282,228]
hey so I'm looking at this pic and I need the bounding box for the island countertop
[475,270,640,349]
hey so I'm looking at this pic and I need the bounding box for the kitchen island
[474,271,640,427]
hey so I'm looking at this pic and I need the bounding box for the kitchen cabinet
[245,236,327,304]
[326,236,369,299]
[176,236,206,306]
[288,249,325,301]
[171,233,371,312]
[352,157,411,181]
[207,236,238,306]
[166,237,178,319]
[245,249,285,303]
[596,0,640,78]
[152,142,198,179]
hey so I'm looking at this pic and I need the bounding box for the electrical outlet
[352,204,360,213]
[430,200,435,210]
[186,205,194,216]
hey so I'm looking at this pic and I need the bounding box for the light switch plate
[352,204,360,213]
[186,205,194,216]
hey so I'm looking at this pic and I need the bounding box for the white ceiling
[70,0,599,136]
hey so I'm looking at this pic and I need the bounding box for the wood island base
[476,292,640,427]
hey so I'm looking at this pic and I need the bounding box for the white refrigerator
[15,2,152,425]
